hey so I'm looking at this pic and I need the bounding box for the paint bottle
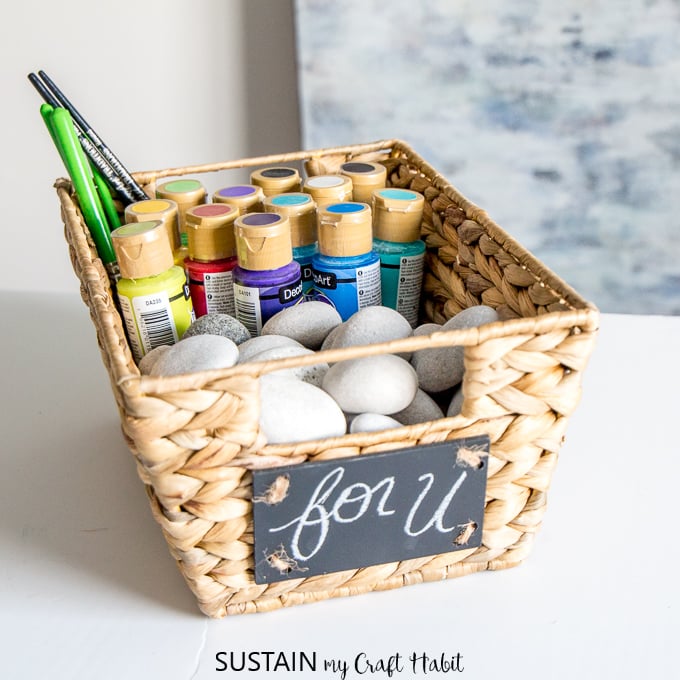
[124,198,187,268]
[184,204,239,318]
[250,167,301,197]
[372,188,426,327]
[155,179,207,247]
[232,212,303,335]
[213,184,265,214]
[311,202,381,320]
[302,174,353,208]
[263,192,318,296]
[111,220,194,364]
[339,161,387,203]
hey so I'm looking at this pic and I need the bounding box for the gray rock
[320,322,345,351]
[182,313,251,345]
[413,322,442,337]
[237,334,305,363]
[138,345,171,374]
[248,345,329,386]
[322,354,418,414]
[329,306,413,356]
[447,387,465,417]
[349,413,403,433]
[149,334,239,376]
[261,301,342,350]
[411,305,499,392]
[259,374,347,444]
[392,388,445,425]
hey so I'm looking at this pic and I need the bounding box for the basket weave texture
[55,140,599,618]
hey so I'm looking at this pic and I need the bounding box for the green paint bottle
[111,220,194,364]
[371,188,426,327]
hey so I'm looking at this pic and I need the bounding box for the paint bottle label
[379,251,425,327]
[311,258,381,319]
[117,285,194,363]
[233,277,303,335]
[189,270,236,317]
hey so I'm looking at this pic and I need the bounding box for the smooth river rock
[149,334,239,376]
[447,387,465,417]
[411,305,499,392]
[326,306,413,353]
[247,345,329,386]
[322,354,418,414]
[349,413,403,433]
[182,313,251,345]
[258,374,347,444]
[237,334,305,363]
[138,345,171,374]
[392,388,445,425]
[261,301,342,349]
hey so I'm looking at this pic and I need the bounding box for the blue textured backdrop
[295,0,680,314]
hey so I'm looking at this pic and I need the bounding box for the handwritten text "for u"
[269,466,468,562]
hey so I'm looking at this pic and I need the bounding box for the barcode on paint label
[233,284,262,335]
[132,292,178,353]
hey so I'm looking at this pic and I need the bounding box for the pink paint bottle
[184,204,239,318]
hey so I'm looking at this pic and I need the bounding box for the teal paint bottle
[371,188,426,327]
[264,192,318,296]
[311,202,381,320]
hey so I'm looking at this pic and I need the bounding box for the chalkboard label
[252,436,489,584]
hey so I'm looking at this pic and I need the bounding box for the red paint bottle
[184,204,239,318]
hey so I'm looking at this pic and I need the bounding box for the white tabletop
[1,291,677,679]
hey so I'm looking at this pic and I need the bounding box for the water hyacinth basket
[55,139,599,617]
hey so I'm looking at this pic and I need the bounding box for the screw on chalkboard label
[252,436,489,584]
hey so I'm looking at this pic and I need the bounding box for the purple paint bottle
[232,212,303,335]
[213,184,265,214]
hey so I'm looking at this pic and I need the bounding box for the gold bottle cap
[339,161,387,203]
[372,188,425,243]
[317,202,373,257]
[302,174,353,207]
[155,179,207,232]
[185,204,238,261]
[213,184,265,213]
[234,212,293,270]
[249,167,301,196]
[111,220,174,280]
[263,192,317,248]
[124,198,181,252]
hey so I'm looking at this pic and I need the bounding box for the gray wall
[295,0,680,315]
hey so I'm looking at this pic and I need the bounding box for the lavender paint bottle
[232,212,303,336]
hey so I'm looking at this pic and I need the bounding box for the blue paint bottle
[311,202,381,320]
[264,193,318,296]
[372,188,426,327]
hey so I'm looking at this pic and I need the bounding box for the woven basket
[55,139,599,618]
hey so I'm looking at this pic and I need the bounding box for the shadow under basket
[55,139,599,618]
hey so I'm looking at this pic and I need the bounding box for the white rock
[249,345,329,386]
[261,301,342,349]
[392,388,445,425]
[330,306,413,355]
[411,305,499,392]
[149,335,239,376]
[258,374,347,444]
[237,334,305,363]
[138,345,171,374]
[349,413,403,433]
[322,354,418,414]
